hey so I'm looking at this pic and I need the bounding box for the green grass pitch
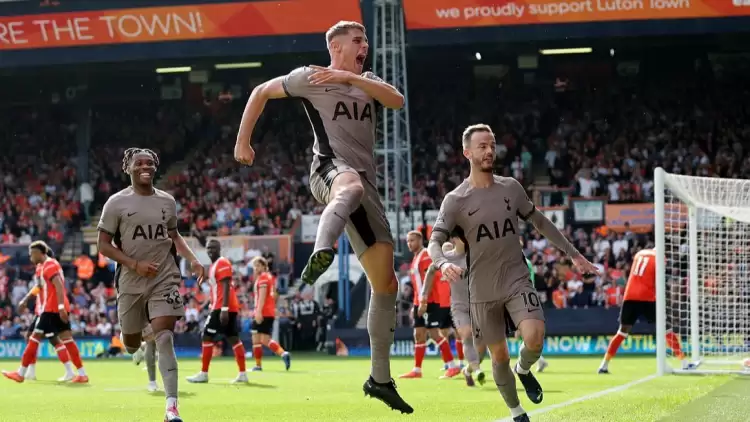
[0,355,747,421]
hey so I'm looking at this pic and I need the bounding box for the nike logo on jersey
[325,87,340,92]
[127,212,137,217]
[468,209,480,216]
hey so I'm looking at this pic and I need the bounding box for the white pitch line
[494,374,658,422]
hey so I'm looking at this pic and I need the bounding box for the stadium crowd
[2,57,749,338]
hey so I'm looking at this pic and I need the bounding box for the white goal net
[655,168,750,375]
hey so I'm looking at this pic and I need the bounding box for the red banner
[0,0,362,50]
[404,0,750,30]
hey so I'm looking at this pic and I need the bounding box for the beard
[473,156,494,173]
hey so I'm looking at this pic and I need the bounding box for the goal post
[655,167,750,375]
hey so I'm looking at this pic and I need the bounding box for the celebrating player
[598,248,690,373]
[234,21,411,413]
[2,242,87,384]
[428,124,598,422]
[440,234,487,387]
[187,240,248,384]
[97,147,205,422]
[250,256,291,371]
[399,231,459,380]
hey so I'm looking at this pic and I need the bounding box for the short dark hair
[29,240,50,255]
[325,21,366,45]
[122,147,159,174]
[461,123,494,149]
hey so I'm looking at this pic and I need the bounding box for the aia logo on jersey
[132,224,167,240]
[332,101,373,122]
[476,219,515,242]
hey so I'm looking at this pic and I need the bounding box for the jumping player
[598,248,690,373]
[234,21,411,413]
[187,240,248,384]
[97,147,205,422]
[399,231,459,380]
[440,234,487,387]
[2,241,88,383]
[250,256,291,371]
[428,124,598,422]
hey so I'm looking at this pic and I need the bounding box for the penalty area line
[494,374,658,422]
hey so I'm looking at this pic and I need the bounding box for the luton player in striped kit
[399,231,460,380]
[187,240,248,384]
[598,248,690,373]
[2,241,88,384]
[10,261,73,381]
[250,256,291,371]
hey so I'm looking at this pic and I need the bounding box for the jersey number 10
[633,256,651,277]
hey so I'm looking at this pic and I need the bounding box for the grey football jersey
[433,176,535,304]
[444,249,469,306]
[97,187,181,295]
[282,66,379,183]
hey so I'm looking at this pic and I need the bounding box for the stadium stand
[1,51,749,341]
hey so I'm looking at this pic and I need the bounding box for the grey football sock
[313,186,363,251]
[367,292,397,384]
[155,330,178,398]
[492,360,520,408]
[518,342,542,372]
[145,340,157,382]
[462,336,479,366]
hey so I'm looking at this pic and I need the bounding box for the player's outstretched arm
[510,179,580,259]
[526,211,579,258]
[236,76,288,148]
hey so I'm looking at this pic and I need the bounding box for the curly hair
[121,147,159,174]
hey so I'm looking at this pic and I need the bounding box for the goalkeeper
[514,240,548,373]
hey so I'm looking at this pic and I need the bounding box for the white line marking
[494,374,658,422]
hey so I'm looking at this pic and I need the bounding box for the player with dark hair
[97,147,204,422]
[187,239,248,384]
[234,20,411,413]
[398,231,459,380]
[428,124,598,421]
[2,241,88,384]
[250,256,291,371]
